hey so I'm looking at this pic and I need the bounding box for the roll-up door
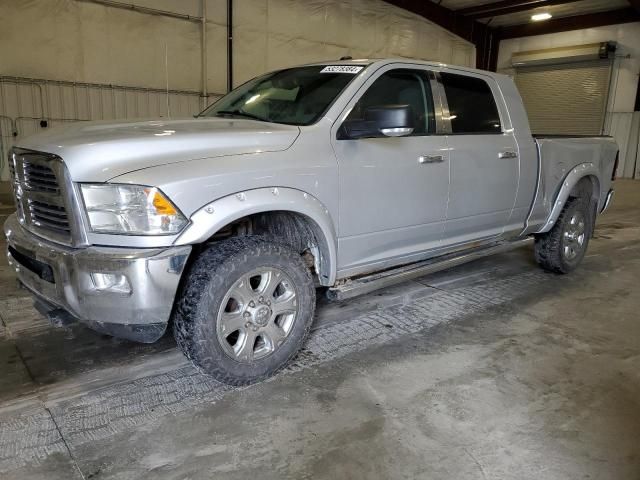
[514,59,612,135]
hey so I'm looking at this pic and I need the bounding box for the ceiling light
[531,12,552,21]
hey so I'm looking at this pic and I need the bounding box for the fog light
[90,273,131,294]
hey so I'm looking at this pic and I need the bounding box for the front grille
[23,161,60,194]
[9,148,74,245]
[28,200,71,234]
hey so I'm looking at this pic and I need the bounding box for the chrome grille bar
[9,148,76,245]
[28,200,71,233]
[23,161,60,193]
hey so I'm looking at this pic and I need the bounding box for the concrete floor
[1,180,639,480]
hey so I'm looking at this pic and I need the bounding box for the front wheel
[534,196,591,274]
[173,236,316,385]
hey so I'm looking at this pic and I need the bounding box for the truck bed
[523,135,618,235]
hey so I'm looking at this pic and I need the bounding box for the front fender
[537,163,601,234]
[175,187,338,285]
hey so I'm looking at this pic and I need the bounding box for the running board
[327,238,533,302]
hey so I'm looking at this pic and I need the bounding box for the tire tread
[173,236,315,385]
[534,196,590,274]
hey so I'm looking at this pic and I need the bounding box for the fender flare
[175,187,338,285]
[537,163,601,234]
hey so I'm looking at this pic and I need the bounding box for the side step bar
[327,238,533,302]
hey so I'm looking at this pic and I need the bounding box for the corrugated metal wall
[0,0,476,182]
[0,78,218,180]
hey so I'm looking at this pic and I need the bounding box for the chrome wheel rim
[216,267,298,363]
[563,211,586,261]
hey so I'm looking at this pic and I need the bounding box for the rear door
[439,71,520,244]
[331,65,450,276]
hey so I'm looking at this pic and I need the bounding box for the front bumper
[4,214,191,342]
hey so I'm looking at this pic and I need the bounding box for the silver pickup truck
[4,59,618,385]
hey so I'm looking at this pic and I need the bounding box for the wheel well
[200,211,328,280]
[569,175,600,236]
[569,175,599,202]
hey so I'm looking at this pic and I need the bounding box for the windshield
[199,65,366,126]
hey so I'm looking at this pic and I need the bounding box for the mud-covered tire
[534,196,592,274]
[173,236,315,385]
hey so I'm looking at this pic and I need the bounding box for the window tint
[440,72,501,134]
[347,69,435,135]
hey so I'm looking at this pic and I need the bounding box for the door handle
[418,155,444,164]
[498,151,518,159]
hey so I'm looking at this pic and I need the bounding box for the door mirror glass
[338,105,415,139]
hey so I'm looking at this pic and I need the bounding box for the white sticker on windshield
[320,65,364,74]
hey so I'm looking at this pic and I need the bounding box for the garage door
[514,59,612,136]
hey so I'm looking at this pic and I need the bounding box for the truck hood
[16,118,301,182]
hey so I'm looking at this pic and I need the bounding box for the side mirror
[338,105,415,140]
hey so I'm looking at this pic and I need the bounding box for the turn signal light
[145,188,178,215]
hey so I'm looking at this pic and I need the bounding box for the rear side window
[440,72,502,134]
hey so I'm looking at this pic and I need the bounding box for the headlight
[80,184,188,235]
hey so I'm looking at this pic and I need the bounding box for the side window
[440,72,502,134]
[346,69,435,135]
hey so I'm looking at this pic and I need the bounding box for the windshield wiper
[215,110,270,122]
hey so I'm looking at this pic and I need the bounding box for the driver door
[331,66,450,276]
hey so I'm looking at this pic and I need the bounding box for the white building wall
[0,0,227,94]
[0,0,475,181]
[232,0,475,85]
[497,23,640,178]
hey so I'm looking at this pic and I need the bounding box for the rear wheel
[534,196,591,274]
[173,236,315,385]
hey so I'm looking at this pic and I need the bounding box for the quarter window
[440,72,502,134]
[346,69,435,135]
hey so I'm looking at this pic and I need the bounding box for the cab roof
[302,58,504,79]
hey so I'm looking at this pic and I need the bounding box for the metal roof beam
[459,0,582,20]
[383,0,484,42]
[497,7,640,39]
[628,0,640,14]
